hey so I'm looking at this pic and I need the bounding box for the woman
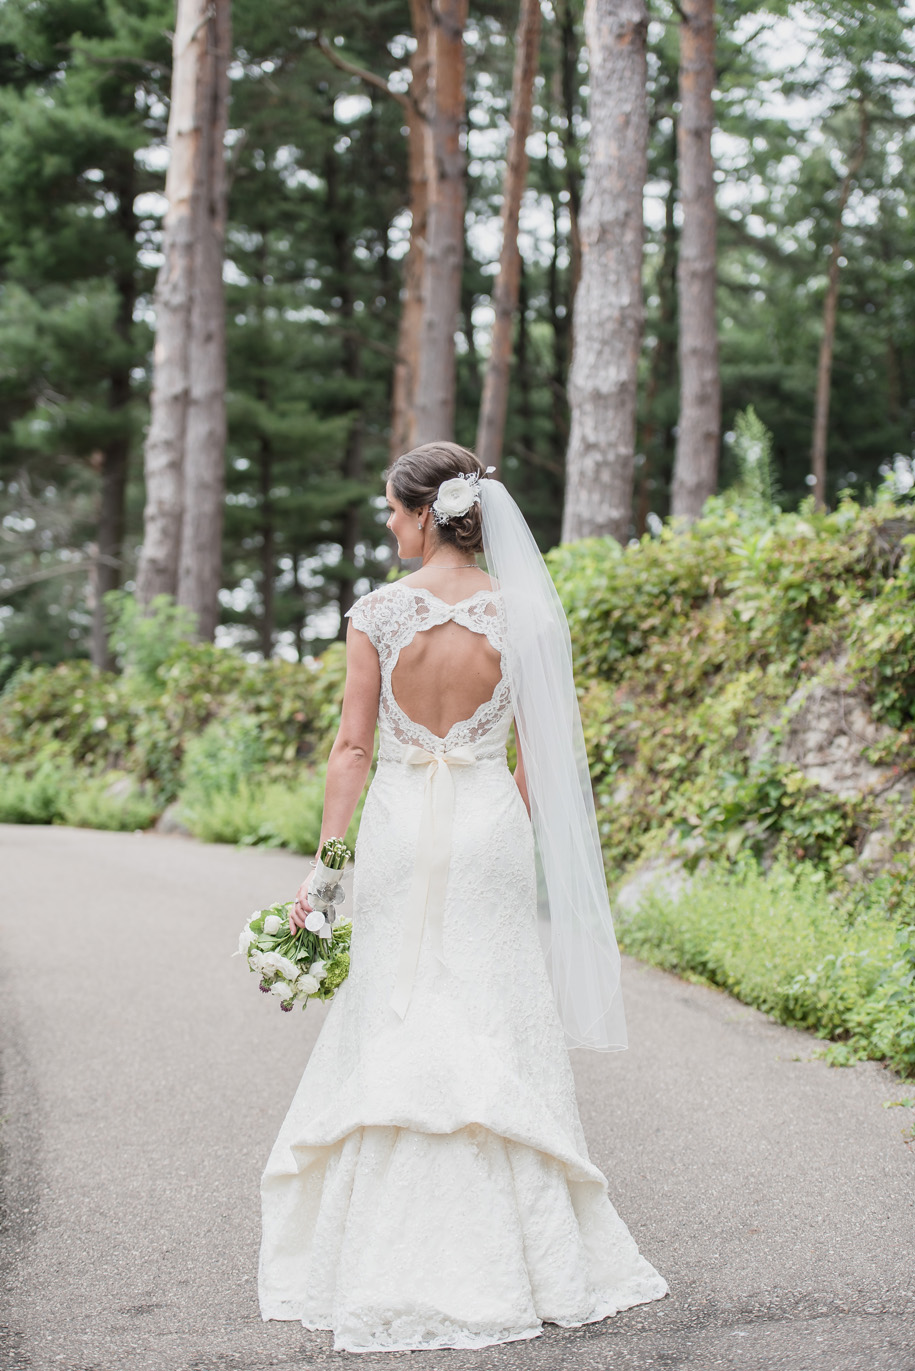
[258,442,668,1353]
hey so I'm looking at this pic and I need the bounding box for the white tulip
[263,914,283,935]
[237,923,253,957]
[309,960,327,981]
[261,951,299,981]
[295,974,320,998]
[270,980,292,999]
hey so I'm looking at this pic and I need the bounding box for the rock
[103,774,136,801]
[778,681,897,799]
[859,826,893,867]
[155,802,192,837]
[615,855,690,917]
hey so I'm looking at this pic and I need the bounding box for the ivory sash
[389,742,477,1019]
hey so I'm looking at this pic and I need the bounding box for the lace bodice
[345,583,514,757]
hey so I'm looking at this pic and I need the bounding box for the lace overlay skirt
[258,752,667,1353]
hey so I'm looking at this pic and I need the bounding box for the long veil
[480,478,627,1052]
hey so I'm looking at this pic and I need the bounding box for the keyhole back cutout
[391,619,503,740]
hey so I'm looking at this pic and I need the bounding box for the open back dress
[258,580,667,1353]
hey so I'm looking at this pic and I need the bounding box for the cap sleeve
[344,592,377,647]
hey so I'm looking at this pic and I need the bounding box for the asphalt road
[1,823,913,1371]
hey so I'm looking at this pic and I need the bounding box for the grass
[616,858,915,1077]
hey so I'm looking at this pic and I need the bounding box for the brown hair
[385,441,486,555]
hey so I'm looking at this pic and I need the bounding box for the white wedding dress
[258,582,668,1353]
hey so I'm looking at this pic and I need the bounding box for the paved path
[0,824,913,1371]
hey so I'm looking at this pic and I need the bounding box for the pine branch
[311,35,419,117]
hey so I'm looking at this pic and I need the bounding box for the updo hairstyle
[386,441,486,556]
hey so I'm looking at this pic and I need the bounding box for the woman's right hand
[289,878,316,934]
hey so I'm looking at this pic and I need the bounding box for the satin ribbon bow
[389,743,477,1019]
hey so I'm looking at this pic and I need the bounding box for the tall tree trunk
[91,146,136,670]
[671,0,719,524]
[139,0,229,639]
[475,0,542,474]
[637,125,678,532]
[517,254,535,460]
[257,428,275,658]
[176,0,230,640]
[559,0,583,310]
[412,0,468,444]
[389,0,431,460]
[547,186,571,460]
[810,101,869,510]
[137,0,202,608]
[562,0,648,545]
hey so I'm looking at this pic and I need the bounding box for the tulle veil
[480,476,627,1052]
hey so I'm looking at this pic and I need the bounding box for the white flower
[247,949,266,974]
[432,475,478,524]
[263,914,283,935]
[270,979,293,999]
[309,960,327,981]
[237,923,253,957]
[261,951,299,981]
[295,974,320,998]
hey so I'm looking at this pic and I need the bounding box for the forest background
[1,0,915,1082]
[2,0,915,668]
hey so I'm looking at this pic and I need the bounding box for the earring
[417,520,423,530]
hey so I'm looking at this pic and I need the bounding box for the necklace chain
[421,560,479,570]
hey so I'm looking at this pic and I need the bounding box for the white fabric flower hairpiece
[431,467,496,527]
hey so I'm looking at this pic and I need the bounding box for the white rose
[309,960,327,981]
[263,914,283,935]
[237,923,253,957]
[261,951,299,981]
[248,949,265,974]
[433,476,476,521]
[295,974,320,998]
[270,980,293,999]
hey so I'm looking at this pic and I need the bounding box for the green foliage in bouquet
[240,902,352,1011]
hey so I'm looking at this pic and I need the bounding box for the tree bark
[810,102,869,511]
[670,0,720,524]
[389,0,431,460]
[475,0,542,474]
[257,428,275,659]
[139,0,229,639]
[562,0,648,544]
[637,124,678,532]
[176,0,230,640]
[411,0,468,445]
[137,0,201,608]
[559,0,583,308]
[91,145,136,671]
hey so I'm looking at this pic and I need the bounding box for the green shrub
[178,766,362,855]
[618,859,915,1076]
[0,758,75,823]
[60,772,160,832]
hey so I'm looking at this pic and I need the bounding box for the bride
[258,441,668,1353]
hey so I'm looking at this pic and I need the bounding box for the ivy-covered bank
[547,493,915,1076]
[1,496,913,1073]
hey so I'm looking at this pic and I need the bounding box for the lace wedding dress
[258,583,668,1353]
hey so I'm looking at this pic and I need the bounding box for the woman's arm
[290,623,380,930]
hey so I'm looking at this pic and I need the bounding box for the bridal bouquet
[237,838,352,1013]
